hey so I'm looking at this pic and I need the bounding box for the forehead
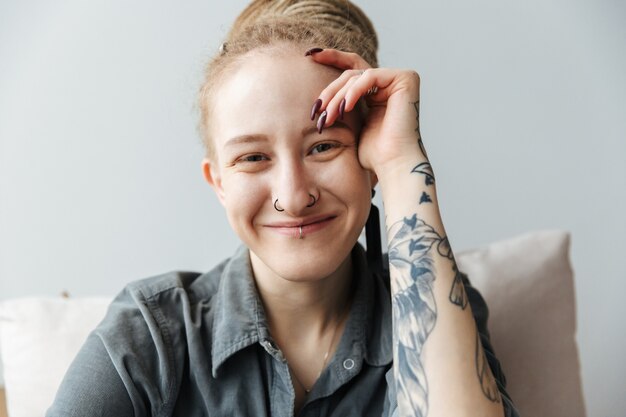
[209,49,349,148]
[223,47,342,103]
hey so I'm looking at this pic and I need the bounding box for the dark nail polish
[304,47,324,56]
[317,111,327,134]
[339,98,346,120]
[310,98,322,120]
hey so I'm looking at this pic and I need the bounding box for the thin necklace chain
[290,306,349,394]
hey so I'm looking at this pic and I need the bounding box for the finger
[344,69,390,110]
[324,69,395,127]
[323,74,363,123]
[304,48,370,71]
[315,69,365,114]
[345,69,421,112]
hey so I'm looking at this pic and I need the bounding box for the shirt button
[343,358,355,370]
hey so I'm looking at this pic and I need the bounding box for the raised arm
[378,102,505,417]
[308,48,514,417]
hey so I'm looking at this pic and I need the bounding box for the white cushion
[457,229,586,417]
[0,297,111,417]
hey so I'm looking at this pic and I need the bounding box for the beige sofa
[0,230,586,416]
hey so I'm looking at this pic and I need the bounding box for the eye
[238,154,268,163]
[310,142,339,155]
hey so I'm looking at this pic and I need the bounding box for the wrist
[374,147,443,225]
[374,147,427,183]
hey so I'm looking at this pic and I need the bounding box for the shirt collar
[210,243,392,378]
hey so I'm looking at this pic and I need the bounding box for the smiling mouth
[266,215,337,238]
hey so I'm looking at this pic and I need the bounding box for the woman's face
[203,47,373,282]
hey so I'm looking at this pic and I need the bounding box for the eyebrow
[223,120,354,148]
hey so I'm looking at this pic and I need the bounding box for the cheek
[335,151,371,188]
[316,153,372,209]
[221,173,269,226]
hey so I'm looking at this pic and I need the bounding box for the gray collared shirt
[47,244,519,416]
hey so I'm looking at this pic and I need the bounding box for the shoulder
[94,255,235,345]
[49,248,248,416]
[123,259,229,306]
[117,253,235,307]
[73,254,240,414]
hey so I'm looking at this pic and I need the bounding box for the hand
[306,48,424,174]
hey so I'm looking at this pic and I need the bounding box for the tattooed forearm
[388,213,463,417]
[476,332,502,403]
[388,210,477,416]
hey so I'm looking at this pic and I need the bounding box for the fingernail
[310,98,322,120]
[339,98,346,120]
[317,111,327,134]
[304,47,324,56]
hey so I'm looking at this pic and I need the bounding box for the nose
[273,159,318,216]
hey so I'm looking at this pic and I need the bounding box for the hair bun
[229,0,378,65]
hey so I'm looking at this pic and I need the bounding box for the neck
[249,250,354,340]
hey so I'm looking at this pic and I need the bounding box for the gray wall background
[1,0,624,415]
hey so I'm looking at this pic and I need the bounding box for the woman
[48,1,519,416]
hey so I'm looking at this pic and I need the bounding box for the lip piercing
[274,199,284,212]
[299,226,303,239]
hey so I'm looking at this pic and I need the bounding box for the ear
[202,157,226,206]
